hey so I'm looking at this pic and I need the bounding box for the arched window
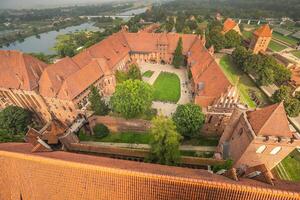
[256,145,266,154]
[270,147,282,155]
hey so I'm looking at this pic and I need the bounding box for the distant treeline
[160,0,300,20]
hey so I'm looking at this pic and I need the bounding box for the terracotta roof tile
[0,50,47,90]
[223,18,237,33]
[253,24,272,37]
[246,102,293,137]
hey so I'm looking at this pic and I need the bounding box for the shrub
[93,124,109,138]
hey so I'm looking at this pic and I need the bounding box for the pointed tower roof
[253,24,272,37]
[223,18,237,33]
[246,103,292,137]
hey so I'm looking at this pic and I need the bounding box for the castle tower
[218,102,300,170]
[249,24,273,54]
[222,18,241,35]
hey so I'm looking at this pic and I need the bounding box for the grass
[79,131,152,144]
[219,55,270,108]
[79,131,219,147]
[291,51,300,59]
[268,40,287,52]
[273,150,300,181]
[143,70,154,78]
[272,32,299,46]
[242,31,252,40]
[181,150,214,158]
[153,72,181,103]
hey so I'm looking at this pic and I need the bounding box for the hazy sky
[0,0,121,9]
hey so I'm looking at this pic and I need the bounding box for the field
[268,40,287,52]
[153,72,181,103]
[143,70,154,78]
[272,32,299,46]
[291,51,300,59]
[219,55,270,108]
[242,31,252,40]
[273,150,300,181]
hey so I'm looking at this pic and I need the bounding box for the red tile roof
[0,142,300,194]
[246,102,293,137]
[223,18,237,33]
[0,50,47,91]
[189,39,231,107]
[253,24,272,37]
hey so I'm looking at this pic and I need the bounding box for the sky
[0,0,122,9]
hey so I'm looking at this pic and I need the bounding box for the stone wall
[88,115,151,133]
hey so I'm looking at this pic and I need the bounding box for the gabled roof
[223,18,237,33]
[0,50,47,91]
[189,39,231,107]
[253,24,272,37]
[246,102,293,137]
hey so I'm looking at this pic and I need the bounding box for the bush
[93,124,109,138]
[212,159,233,173]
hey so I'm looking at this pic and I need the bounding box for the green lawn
[143,70,154,78]
[272,32,299,46]
[273,150,300,181]
[291,51,300,59]
[242,31,253,40]
[79,131,152,144]
[153,72,181,103]
[219,55,270,108]
[181,150,214,158]
[268,40,287,52]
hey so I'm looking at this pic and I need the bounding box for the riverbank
[0,17,88,48]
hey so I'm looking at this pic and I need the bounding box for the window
[270,147,282,155]
[256,145,266,154]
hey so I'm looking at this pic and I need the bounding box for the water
[1,22,100,55]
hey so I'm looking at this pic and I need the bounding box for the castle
[0,29,232,125]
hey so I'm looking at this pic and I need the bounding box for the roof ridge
[257,103,281,135]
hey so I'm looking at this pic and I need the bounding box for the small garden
[272,32,299,46]
[268,40,287,52]
[291,51,300,59]
[153,72,181,103]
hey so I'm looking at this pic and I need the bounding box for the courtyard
[140,62,192,116]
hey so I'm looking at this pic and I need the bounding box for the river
[0,7,148,55]
[1,22,100,55]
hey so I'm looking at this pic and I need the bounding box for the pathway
[82,141,217,152]
[140,62,193,116]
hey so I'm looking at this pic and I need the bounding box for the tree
[231,46,251,70]
[224,30,242,48]
[172,37,184,68]
[148,116,182,165]
[0,106,32,135]
[88,86,109,116]
[172,104,205,138]
[284,98,300,117]
[206,28,225,52]
[110,80,153,119]
[257,66,275,86]
[127,63,142,80]
[272,86,292,103]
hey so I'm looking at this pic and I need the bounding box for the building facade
[217,103,300,170]
[249,24,273,54]
[0,29,232,126]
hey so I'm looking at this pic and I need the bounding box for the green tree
[115,70,128,83]
[172,37,184,68]
[284,98,300,117]
[257,67,275,86]
[88,86,109,116]
[224,30,242,48]
[127,63,142,80]
[172,104,205,138]
[206,28,225,52]
[0,106,32,135]
[272,86,292,103]
[110,80,153,119]
[231,46,251,70]
[148,116,182,165]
